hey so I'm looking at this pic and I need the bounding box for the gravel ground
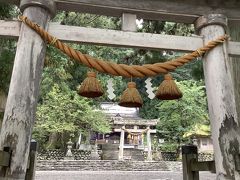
[35,171,216,180]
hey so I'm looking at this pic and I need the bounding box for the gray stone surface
[37,160,169,171]
[35,171,216,180]
[37,149,92,160]
[165,162,182,172]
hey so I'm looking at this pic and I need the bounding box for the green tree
[34,84,110,149]
[0,4,18,93]
[156,80,209,143]
[0,4,19,126]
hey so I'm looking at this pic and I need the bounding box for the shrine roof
[112,117,158,126]
[100,102,139,118]
[100,102,158,126]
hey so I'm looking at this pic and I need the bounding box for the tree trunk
[47,133,58,149]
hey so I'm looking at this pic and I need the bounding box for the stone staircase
[37,160,170,171]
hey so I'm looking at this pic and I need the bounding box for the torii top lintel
[7,0,240,24]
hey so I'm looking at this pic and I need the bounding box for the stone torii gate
[114,125,156,161]
[0,0,240,179]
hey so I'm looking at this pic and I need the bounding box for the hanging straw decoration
[155,74,182,100]
[78,71,104,98]
[17,16,229,107]
[119,82,143,108]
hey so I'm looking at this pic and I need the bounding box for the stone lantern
[64,139,74,160]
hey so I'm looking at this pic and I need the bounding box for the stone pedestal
[64,140,74,160]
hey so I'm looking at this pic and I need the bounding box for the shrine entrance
[92,102,157,161]
[0,0,240,180]
[114,121,156,161]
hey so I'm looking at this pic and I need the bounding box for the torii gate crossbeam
[6,0,240,24]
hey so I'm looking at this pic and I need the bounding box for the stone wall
[198,152,214,161]
[166,161,182,172]
[160,152,214,162]
[37,160,170,171]
[37,149,214,162]
[161,152,178,161]
[37,149,97,160]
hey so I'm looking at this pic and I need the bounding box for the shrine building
[94,102,157,161]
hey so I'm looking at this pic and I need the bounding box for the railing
[0,140,38,180]
[182,145,215,180]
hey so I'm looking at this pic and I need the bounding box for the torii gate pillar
[0,0,55,179]
[118,126,125,161]
[146,126,152,161]
[195,14,240,180]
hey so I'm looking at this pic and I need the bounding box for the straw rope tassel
[119,82,143,108]
[78,72,104,98]
[155,74,182,100]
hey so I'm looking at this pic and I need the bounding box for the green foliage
[34,84,110,149]
[0,4,18,19]
[0,4,18,93]
[159,142,179,152]
[53,12,121,30]
[37,84,110,134]
[137,77,161,119]
[156,80,209,142]
[40,46,74,98]
[0,48,15,93]
[183,124,211,138]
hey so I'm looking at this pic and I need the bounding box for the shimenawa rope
[18,16,228,78]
